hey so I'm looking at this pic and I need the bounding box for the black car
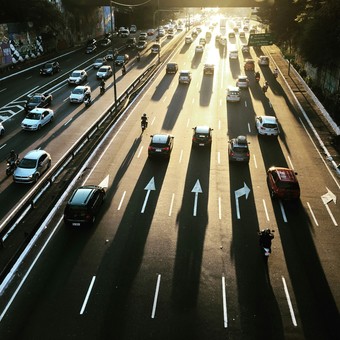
[86,44,97,54]
[148,134,174,158]
[115,54,129,66]
[192,126,213,147]
[64,185,106,226]
[166,62,178,74]
[228,135,250,163]
[40,61,60,75]
[126,37,137,48]
[25,93,53,112]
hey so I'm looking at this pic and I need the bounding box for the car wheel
[50,116,54,123]
[34,173,40,183]
[47,160,51,169]
[38,125,42,130]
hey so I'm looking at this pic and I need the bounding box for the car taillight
[246,152,250,157]
[163,147,170,151]
[148,146,154,151]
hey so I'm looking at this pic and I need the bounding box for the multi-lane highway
[0,19,339,340]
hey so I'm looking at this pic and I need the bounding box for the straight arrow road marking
[192,179,202,217]
[141,177,156,213]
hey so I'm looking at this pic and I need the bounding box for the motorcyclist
[7,150,18,164]
[255,71,260,81]
[100,78,105,90]
[262,81,269,92]
[136,51,141,61]
[84,91,91,105]
[141,113,148,128]
[273,68,279,78]
[258,229,274,249]
[122,64,126,75]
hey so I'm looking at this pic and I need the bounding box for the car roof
[180,70,190,73]
[23,149,48,159]
[259,115,277,123]
[69,185,102,205]
[29,108,52,114]
[228,86,240,91]
[194,125,211,133]
[151,134,171,144]
[269,167,297,182]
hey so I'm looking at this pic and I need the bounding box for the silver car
[13,149,51,183]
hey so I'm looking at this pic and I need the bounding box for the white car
[93,58,106,69]
[139,32,148,41]
[13,149,51,184]
[68,69,87,85]
[21,108,54,131]
[96,65,112,79]
[255,116,280,136]
[0,122,4,136]
[195,45,204,53]
[236,75,249,88]
[258,55,270,66]
[229,50,238,59]
[226,86,241,102]
[185,36,193,44]
[69,86,91,103]
[178,70,192,84]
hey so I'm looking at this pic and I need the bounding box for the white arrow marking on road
[235,182,251,219]
[321,187,337,205]
[321,188,338,226]
[191,179,203,216]
[99,175,109,189]
[141,177,156,213]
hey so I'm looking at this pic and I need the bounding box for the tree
[297,0,340,66]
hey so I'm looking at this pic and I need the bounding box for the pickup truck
[25,93,53,112]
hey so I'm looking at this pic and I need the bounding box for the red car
[267,167,300,200]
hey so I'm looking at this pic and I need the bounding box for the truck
[25,93,53,113]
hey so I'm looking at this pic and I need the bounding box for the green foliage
[1,0,63,31]
[256,0,340,67]
[297,0,340,66]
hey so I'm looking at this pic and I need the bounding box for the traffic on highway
[0,12,339,340]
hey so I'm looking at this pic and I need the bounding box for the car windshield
[44,63,52,68]
[95,59,102,63]
[72,88,83,94]
[276,181,299,190]
[30,96,41,103]
[263,123,278,129]
[98,67,107,72]
[19,158,37,169]
[71,71,81,77]
[26,112,41,120]
[233,146,248,154]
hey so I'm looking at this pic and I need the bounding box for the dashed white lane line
[80,276,96,315]
[151,274,161,319]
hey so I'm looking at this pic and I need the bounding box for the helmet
[265,228,271,234]
[10,150,15,156]
[143,113,146,117]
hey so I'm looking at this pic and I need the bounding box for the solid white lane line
[263,199,270,221]
[222,276,228,328]
[217,151,221,164]
[287,155,295,170]
[248,122,251,133]
[281,276,297,326]
[80,276,96,315]
[151,274,161,319]
[306,202,319,226]
[117,191,126,211]
[169,193,175,216]
[64,118,73,126]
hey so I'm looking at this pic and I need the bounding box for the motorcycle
[254,72,260,83]
[6,159,19,176]
[136,54,140,62]
[273,69,279,79]
[258,229,274,261]
[84,97,92,107]
[122,66,126,76]
[141,120,148,132]
[262,82,269,93]
[100,85,105,95]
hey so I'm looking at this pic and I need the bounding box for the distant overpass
[79,0,274,8]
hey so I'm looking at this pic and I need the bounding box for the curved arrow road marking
[235,182,251,219]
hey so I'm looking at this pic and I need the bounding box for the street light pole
[110,2,117,111]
